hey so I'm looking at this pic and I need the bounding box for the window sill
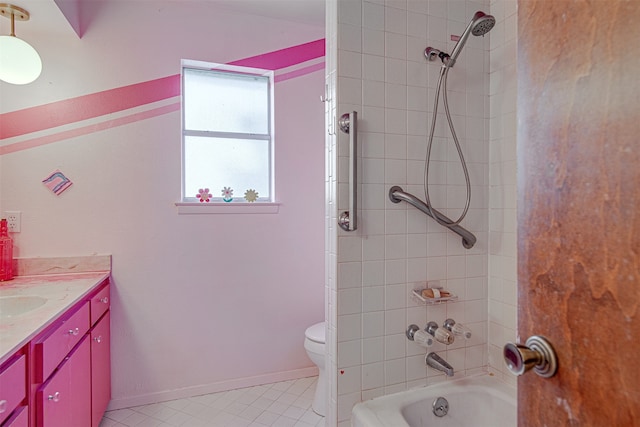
[175,202,280,214]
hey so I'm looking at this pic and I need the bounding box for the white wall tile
[361,106,386,132]
[384,358,407,385]
[339,24,363,53]
[363,80,386,107]
[338,0,363,26]
[361,209,386,235]
[363,286,385,312]
[362,260,385,286]
[362,158,386,183]
[384,158,407,184]
[362,337,384,364]
[337,365,362,394]
[385,6,408,34]
[385,32,408,59]
[361,362,385,390]
[337,392,362,422]
[427,15,447,43]
[385,333,407,360]
[338,313,362,341]
[384,308,407,334]
[338,262,364,288]
[338,340,362,367]
[362,234,386,260]
[362,311,385,337]
[385,234,408,260]
[385,283,407,310]
[361,132,386,158]
[362,54,386,81]
[385,58,408,84]
[338,288,362,316]
[363,2,385,30]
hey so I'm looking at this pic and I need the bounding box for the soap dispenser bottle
[0,219,14,281]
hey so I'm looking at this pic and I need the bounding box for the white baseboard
[107,366,319,411]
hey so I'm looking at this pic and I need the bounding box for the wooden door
[517,0,640,425]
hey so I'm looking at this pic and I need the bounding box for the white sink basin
[0,295,48,318]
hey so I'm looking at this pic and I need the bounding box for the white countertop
[0,270,110,365]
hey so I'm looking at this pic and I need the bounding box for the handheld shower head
[446,11,495,68]
[471,11,496,36]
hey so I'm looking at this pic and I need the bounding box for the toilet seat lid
[305,322,325,343]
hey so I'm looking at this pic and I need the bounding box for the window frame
[179,59,276,206]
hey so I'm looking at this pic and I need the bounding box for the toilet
[304,322,326,416]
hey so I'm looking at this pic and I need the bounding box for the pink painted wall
[0,1,325,408]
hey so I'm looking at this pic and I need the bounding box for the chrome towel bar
[389,186,476,249]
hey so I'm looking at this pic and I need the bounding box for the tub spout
[426,352,454,377]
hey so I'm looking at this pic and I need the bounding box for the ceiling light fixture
[0,3,42,85]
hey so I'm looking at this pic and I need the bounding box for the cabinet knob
[0,399,7,414]
[48,392,61,402]
[94,336,102,343]
[99,297,109,304]
[68,327,80,336]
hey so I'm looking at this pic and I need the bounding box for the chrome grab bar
[338,111,357,231]
[389,186,476,249]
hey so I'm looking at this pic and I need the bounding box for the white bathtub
[351,375,516,427]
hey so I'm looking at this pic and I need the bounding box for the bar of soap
[421,288,450,299]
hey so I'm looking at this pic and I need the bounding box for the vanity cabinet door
[0,354,26,425]
[2,405,28,427]
[35,302,90,383]
[91,311,110,427]
[37,336,91,427]
[90,283,110,326]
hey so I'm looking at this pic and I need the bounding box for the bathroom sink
[0,295,48,318]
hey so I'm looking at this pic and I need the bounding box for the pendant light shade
[0,3,42,85]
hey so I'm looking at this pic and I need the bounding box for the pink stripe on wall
[0,103,180,156]
[229,39,325,70]
[275,62,325,83]
[0,75,180,140]
[0,38,325,146]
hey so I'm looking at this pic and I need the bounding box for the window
[181,60,274,204]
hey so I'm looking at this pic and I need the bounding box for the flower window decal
[222,187,234,202]
[197,188,212,203]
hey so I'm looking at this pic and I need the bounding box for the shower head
[471,11,496,36]
[446,11,496,68]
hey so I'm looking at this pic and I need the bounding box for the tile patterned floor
[100,376,325,427]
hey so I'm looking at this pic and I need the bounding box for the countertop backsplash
[13,254,111,276]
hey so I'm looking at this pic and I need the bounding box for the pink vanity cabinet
[28,279,111,427]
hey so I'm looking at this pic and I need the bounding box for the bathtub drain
[432,397,449,417]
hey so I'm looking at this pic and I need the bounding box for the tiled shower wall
[487,0,517,385]
[325,0,501,425]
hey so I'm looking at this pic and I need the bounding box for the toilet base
[312,368,325,416]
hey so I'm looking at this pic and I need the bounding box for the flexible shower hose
[424,65,471,227]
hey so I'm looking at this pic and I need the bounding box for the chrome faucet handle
[406,324,434,348]
[443,318,472,339]
[406,324,420,340]
[426,321,454,345]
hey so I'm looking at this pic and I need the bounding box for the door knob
[503,335,558,378]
